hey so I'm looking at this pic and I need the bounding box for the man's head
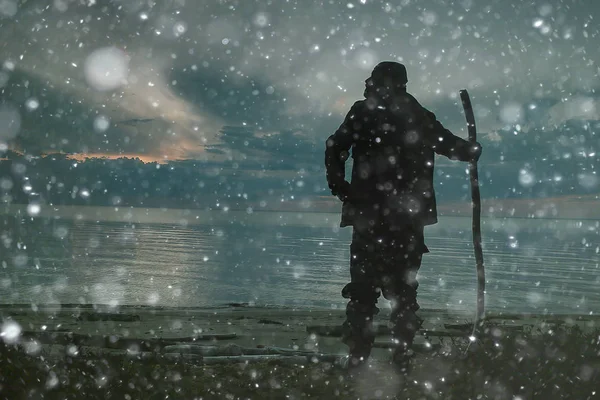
[364,61,408,100]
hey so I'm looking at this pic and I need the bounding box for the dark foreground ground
[3,326,599,399]
[1,305,599,399]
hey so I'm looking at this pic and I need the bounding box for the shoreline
[0,302,597,318]
[2,302,598,365]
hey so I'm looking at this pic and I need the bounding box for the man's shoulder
[349,99,367,111]
[344,99,369,119]
[397,92,434,119]
[398,92,422,108]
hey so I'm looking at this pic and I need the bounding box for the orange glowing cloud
[63,135,219,164]
[66,152,168,164]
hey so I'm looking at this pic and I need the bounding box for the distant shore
[1,203,599,230]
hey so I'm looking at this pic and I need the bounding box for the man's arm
[324,101,362,200]
[417,103,481,162]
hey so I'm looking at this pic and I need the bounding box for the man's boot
[389,307,423,375]
[340,299,378,371]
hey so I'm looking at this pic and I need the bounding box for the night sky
[0,0,598,204]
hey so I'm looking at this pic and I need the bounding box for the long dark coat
[325,89,474,231]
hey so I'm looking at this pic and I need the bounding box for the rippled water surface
[2,212,599,315]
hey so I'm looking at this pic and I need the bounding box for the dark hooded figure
[324,61,482,373]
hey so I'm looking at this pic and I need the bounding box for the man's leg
[340,228,380,368]
[381,226,428,372]
[387,261,424,370]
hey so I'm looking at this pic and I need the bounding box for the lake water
[1,209,599,315]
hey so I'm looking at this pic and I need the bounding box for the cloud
[547,96,600,127]
[217,125,320,169]
[1,1,225,158]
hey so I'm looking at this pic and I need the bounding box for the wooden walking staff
[459,89,486,341]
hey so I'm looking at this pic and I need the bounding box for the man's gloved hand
[331,181,353,202]
[468,141,482,162]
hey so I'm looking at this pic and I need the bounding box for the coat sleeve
[418,105,473,162]
[324,101,362,196]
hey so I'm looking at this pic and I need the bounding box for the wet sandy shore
[2,303,598,364]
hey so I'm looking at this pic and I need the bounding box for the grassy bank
[1,324,599,400]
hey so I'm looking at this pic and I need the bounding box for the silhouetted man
[324,61,482,373]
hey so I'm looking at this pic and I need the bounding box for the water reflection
[1,213,598,314]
